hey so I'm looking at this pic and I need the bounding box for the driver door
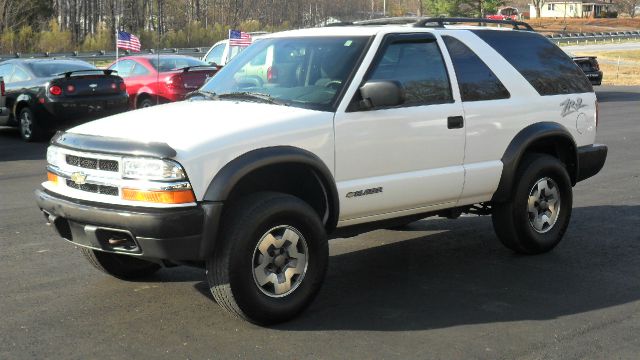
[334,34,466,223]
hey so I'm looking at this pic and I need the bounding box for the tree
[618,0,640,18]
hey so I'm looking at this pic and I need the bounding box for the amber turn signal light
[121,188,196,204]
[47,172,58,185]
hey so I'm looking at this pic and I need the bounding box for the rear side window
[442,36,509,102]
[368,39,453,106]
[473,30,592,95]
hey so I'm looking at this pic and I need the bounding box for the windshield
[199,36,371,111]
[28,61,95,77]
[150,57,208,72]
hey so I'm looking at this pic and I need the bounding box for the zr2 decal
[560,98,587,117]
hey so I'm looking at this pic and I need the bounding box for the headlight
[46,146,64,168]
[122,158,186,181]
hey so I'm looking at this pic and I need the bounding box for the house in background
[529,0,615,18]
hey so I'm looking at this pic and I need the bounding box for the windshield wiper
[216,92,282,105]
[187,90,218,101]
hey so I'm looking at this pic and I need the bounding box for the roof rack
[325,17,534,32]
[414,17,534,31]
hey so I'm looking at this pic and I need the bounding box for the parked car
[108,55,217,109]
[37,18,607,324]
[202,32,268,67]
[0,77,9,124]
[573,56,602,85]
[486,7,519,20]
[0,59,128,142]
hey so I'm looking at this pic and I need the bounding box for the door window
[365,38,453,107]
[11,67,31,82]
[131,63,150,76]
[442,35,510,102]
[0,64,13,82]
[109,60,135,78]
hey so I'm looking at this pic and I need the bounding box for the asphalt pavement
[1,86,639,359]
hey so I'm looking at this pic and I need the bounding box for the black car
[0,59,129,142]
[573,56,603,86]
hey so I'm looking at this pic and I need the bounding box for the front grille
[66,179,119,196]
[66,154,119,172]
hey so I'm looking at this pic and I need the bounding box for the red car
[108,55,217,109]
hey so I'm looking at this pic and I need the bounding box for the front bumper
[576,144,607,182]
[35,189,222,261]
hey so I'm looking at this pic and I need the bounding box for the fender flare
[203,146,340,231]
[492,122,577,202]
[13,93,35,116]
[135,88,156,105]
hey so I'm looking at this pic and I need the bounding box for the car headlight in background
[46,146,64,168]
[122,158,187,181]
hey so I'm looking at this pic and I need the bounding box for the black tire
[138,97,155,109]
[18,107,44,142]
[80,248,161,279]
[207,192,328,325]
[492,154,573,254]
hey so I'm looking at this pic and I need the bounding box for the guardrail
[0,47,211,63]
[547,31,640,45]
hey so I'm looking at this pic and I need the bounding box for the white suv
[36,18,607,325]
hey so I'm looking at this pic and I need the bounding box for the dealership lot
[1,85,639,359]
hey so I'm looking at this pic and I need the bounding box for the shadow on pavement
[264,204,640,331]
[0,127,48,161]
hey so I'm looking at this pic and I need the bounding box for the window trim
[442,35,510,102]
[349,32,454,112]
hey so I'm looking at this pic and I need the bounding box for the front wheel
[138,98,155,108]
[207,192,328,325]
[492,154,573,254]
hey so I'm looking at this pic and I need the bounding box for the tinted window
[367,38,452,106]
[205,43,225,64]
[149,57,207,72]
[28,61,95,77]
[443,36,509,102]
[473,30,592,95]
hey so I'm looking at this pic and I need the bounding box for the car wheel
[207,192,328,325]
[80,248,161,279]
[18,107,43,142]
[138,98,155,108]
[492,154,573,254]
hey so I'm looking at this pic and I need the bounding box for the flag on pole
[229,30,252,46]
[117,31,141,52]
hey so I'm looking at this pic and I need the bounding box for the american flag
[229,30,252,46]
[117,31,141,52]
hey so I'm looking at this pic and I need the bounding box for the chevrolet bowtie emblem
[71,172,87,185]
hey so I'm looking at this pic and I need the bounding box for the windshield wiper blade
[187,90,217,101]
[216,92,281,105]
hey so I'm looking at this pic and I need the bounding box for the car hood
[69,100,331,153]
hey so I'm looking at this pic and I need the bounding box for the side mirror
[358,80,404,110]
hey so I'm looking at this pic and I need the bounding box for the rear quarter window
[472,30,593,95]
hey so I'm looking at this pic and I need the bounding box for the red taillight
[119,82,126,92]
[66,84,75,93]
[267,66,278,83]
[49,85,62,96]
[1,80,4,96]
[165,75,183,90]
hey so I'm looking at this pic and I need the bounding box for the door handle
[447,116,464,129]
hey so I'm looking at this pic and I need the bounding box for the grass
[574,49,640,86]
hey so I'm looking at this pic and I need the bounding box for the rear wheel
[80,248,161,279]
[207,192,328,325]
[18,107,43,142]
[138,97,155,108]
[492,154,573,254]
